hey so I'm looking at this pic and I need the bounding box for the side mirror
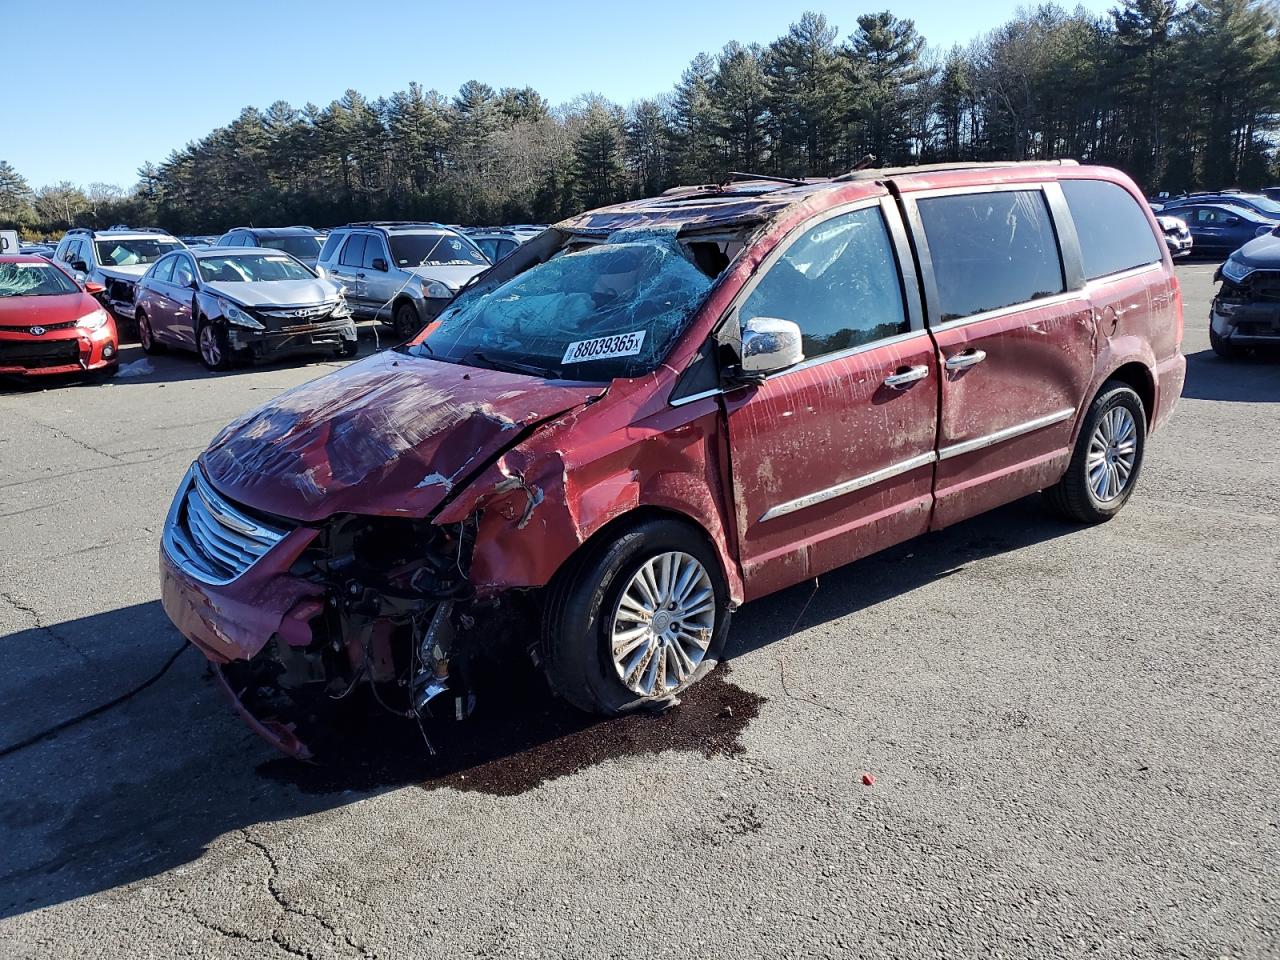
[84,281,105,295]
[371,258,389,272]
[740,316,804,377]
[1224,215,1241,226]
[71,260,88,273]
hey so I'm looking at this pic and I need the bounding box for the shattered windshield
[0,262,79,297]
[401,231,713,381]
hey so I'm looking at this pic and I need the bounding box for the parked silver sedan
[133,247,358,370]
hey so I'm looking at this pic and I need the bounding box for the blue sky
[2,0,1112,189]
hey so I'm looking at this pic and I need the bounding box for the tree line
[2,0,1278,237]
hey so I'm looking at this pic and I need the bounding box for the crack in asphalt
[240,830,371,959]
[23,415,123,464]
[0,590,91,664]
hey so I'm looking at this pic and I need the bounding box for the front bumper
[1211,299,1280,344]
[1165,235,1193,258]
[0,326,118,377]
[226,317,357,362]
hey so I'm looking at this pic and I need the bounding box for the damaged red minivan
[160,161,1185,758]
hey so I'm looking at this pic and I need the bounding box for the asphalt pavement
[0,263,1276,958]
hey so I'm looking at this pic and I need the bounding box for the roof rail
[344,220,447,229]
[832,159,1080,182]
[726,171,808,187]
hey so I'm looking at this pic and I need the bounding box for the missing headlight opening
[218,513,532,760]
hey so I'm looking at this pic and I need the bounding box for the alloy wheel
[199,325,222,368]
[609,551,715,697]
[1087,405,1138,502]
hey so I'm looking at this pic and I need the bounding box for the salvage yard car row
[0,220,547,381]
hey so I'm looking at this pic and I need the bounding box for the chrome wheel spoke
[1087,405,1139,503]
[610,551,714,699]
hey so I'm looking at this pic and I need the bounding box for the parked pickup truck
[158,160,1186,760]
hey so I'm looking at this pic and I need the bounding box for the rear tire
[197,318,233,372]
[1043,383,1146,524]
[542,517,732,716]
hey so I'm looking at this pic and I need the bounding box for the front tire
[137,310,163,355]
[197,318,233,372]
[542,517,732,716]
[393,301,420,340]
[1044,383,1146,524]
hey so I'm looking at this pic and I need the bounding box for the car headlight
[1221,258,1253,284]
[422,280,452,299]
[218,298,264,330]
[77,307,110,330]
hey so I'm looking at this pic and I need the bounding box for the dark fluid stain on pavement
[256,663,763,797]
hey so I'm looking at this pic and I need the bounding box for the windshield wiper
[466,350,558,379]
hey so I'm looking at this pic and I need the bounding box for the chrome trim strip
[928,291,1086,334]
[669,387,724,408]
[759,451,937,522]
[937,407,1075,461]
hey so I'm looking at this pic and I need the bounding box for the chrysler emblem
[29,326,46,336]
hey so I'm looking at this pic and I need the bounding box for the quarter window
[918,190,1065,322]
[740,206,909,359]
[1062,179,1162,280]
[153,256,176,283]
[339,234,367,268]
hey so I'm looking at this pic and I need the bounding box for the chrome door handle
[883,364,930,389]
[945,349,987,371]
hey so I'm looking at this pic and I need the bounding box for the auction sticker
[561,331,646,364]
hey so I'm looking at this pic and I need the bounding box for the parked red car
[0,255,119,379]
[160,161,1185,759]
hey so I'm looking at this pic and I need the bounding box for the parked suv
[216,226,325,268]
[315,222,490,337]
[134,246,357,370]
[159,161,1185,760]
[54,226,184,323]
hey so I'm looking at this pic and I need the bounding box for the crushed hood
[199,350,600,522]
[204,277,341,308]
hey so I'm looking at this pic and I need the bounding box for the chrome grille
[163,466,291,584]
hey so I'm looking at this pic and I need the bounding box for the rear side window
[1062,179,1162,280]
[918,190,1064,322]
[741,205,908,359]
[339,235,367,267]
[318,232,343,263]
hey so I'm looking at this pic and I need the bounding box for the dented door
[722,199,938,600]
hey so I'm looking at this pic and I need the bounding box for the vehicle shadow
[1182,347,1280,402]
[0,496,1076,920]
